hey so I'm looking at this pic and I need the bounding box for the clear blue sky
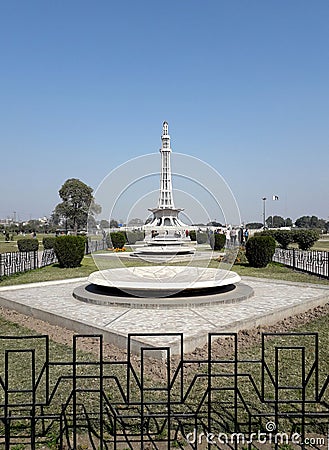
[1,0,328,224]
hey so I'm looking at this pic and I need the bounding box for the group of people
[215,227,249,247]
[149,226,249,246]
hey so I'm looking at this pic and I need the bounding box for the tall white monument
[147,121,188,229]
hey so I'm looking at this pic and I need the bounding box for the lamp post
[262,197,267,229]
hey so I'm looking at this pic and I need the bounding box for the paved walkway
[0,277,329,354]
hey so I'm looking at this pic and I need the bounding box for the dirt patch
[1,301,329,372]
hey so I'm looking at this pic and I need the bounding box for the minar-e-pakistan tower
[147,121,188,229]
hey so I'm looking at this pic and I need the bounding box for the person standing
[230,228,237,246]
[225,228,231,247]
[244,228,249,243]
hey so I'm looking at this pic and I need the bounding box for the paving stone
[0,277,328,354]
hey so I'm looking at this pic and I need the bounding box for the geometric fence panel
[273,248,329,279]
[0,333,328,449]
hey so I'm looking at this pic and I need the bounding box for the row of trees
[3,178,328,235]
[246,215,329,232]
[0,220,52,235]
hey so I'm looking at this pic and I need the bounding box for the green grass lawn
[0,232,54,253]
[233,261,329,284]
[0,256,97,286]
[309,239,329,251]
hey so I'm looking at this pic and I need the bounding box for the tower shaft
[158,121,174,209]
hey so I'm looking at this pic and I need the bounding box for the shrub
[17,238,39,252]
[292,229,319,251]
[196,232,208,244]
[43,236,57,249]
[106,231,126,249]
[54,235,85,268]
[188,230,196,241]
[256,229,276,238]
[245,235,276,268]
[126,230,145,245]
[209,233,226,250]
[273,230,294,249]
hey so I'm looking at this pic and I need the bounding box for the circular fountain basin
[89,266,240,291]
[73,266,253,308]
[133,245,195,256]
[144,237,186,245]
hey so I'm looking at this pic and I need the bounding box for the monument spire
[147,121,186,229]
[158,121,174,209]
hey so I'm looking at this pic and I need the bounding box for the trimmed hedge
[17,238,39,252]
[106,231,126,249]
[273,230,294,249]
[196,232,208,244]
[256,230,275,238]
[257,228,319,251]
[125,231,145,245]
[245,235,276,268]
[292,229,319,251]
[189,230,196,241]
[209,233,226,250]
[54,235,85,268]
[43,236,57,249]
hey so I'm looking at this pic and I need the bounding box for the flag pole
[262,197,267,229]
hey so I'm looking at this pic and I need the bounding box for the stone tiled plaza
[1,276,328,354]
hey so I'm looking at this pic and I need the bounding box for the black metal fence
[0,251,37,277]
[0,249,57,277]
[0,240,107,277]
[273,248,329,279]
[85,239,107,254]
[0,332,328,449]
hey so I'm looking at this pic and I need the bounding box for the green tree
[317,219,326,230]
[26,219,42,232]
[295,216,312,228]
[54,178,100,234]
[245,222,263,230]
[285,217,293,227]
[207,221,223,227]
[295,216,311,228]
[110,219,119,228]
[266,215,285,228]
[100,219,110,229]
[128,218,144,227]
[295,215,324,229]
[48,212,61,231]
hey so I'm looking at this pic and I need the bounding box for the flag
[272,195,279,200]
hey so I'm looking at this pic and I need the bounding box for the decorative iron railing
[0,239,107,277]
[85,239,107,254]
[273,248,329,279]
[40,249,57,268]
[0,332,328,449]
[0,249,59,277]
[0,251,39,277]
